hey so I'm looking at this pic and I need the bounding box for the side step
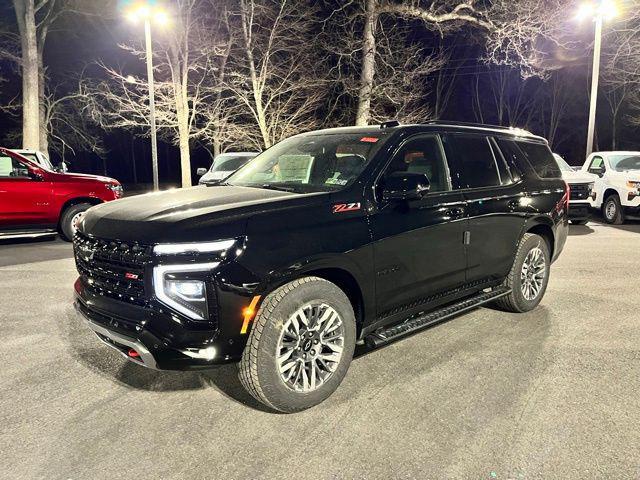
[0,229,57,240]
[364,287,511,349]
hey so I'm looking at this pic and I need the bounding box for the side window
[489,138,514,186]
[383,135,450,193]
[0,155,30,179]
[588,156,605,174]
[516,141,562,179]
[441,134,501,189]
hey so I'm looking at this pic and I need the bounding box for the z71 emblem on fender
[332,202,362,213]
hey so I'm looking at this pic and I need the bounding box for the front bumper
[568,202,590,220]
[74,266,257,370]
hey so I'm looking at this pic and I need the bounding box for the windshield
[553,154,573,172]
[19,152,54,171]
[211,155,254,173]
[609,154,640,172]
[226,133,385,193]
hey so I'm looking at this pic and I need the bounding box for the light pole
[577,0,618,158]
[125,3,169,191]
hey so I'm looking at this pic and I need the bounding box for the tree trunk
[213,140,221,158]
[175,90,192,187]
[38,42,48,156]
[13,0,40,150]
[355,0,377,126]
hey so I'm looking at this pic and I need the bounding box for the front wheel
[492,233,551,313]
[59,203,92,241]
[239,277,356,413]
[603,194,625,225]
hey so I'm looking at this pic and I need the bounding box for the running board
[364,287,511,349]
[0,229,57,240]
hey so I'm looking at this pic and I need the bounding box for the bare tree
[228,0,327,149]
[341,0,571,126]
[11,0,68,152]
[81,0,236,187]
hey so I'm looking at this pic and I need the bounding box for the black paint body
[74,124,568,369]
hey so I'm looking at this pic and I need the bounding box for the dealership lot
[1,222,639,479]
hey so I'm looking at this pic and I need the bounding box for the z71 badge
[332,202,362,213]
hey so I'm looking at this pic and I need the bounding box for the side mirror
[590,167,604,177]
[55,161,68,173]
[28,168,44,181]
[196,167,207,177]
[382,172,430,202]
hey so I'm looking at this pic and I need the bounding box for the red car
[0,147,123,241]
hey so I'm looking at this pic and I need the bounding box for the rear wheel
[59,203,92,241]
[603,194,625,225]
[492,233,550,313]
[239,276,356,413]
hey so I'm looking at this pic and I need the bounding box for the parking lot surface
[1,221,639,479]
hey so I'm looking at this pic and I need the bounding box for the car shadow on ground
[568,224,595,236]
[62,306,276,412]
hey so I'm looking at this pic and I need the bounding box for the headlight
[627,181,640,190]
[153,239,235,255]
[153,262,219,320]
[106,183,124,198]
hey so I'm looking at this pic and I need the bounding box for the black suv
[74,122,568,412]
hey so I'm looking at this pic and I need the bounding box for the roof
[297,122,546,142]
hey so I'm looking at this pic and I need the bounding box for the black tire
[602,194,625,225]
[59,203,92,241]
[239,276,356,413]
[492,233,551,313]
[570,219,589,225]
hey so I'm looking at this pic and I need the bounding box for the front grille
[74,232,153,307]
[570,183,591,200]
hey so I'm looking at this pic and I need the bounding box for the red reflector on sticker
[360,137,379,143]
[125,272,139,280]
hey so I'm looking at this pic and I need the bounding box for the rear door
[441,133,526,283]
[0,154,53,229]
[370,134,467,319]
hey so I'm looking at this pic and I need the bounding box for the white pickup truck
[581,152,640,224]
[554,154,596,225]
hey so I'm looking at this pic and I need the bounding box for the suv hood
[82,185,326,244]
[53,171,118,184]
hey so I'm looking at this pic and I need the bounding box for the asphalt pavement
[1,221,639,479]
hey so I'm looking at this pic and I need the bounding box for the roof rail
[425,120,533,135]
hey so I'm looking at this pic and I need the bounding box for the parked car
[553,153,596,225]
[581,151,640,224]
[0,147,123,241]
[197,152,259,185]
[10,149,68,173]
[73,121,568,412]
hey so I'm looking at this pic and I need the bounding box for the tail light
[556,181,570,214]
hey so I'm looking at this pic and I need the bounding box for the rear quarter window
[515,141,561,179]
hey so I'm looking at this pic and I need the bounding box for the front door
[0,154,52,229]
[369,134,467,320]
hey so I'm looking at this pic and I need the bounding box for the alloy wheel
[520,246,546,301]
[276,303,344,392]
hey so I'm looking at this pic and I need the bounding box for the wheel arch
[263,259,369,336]
[602,187,621,202]
[524,220,555,260]
[58,197,103,219]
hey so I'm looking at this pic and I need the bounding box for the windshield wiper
[258,184,297,193]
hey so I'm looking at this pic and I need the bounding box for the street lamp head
[575,0,618,21]
[124,2,170,25]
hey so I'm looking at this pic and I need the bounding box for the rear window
[441,134,501,189]
[516,142,561,178]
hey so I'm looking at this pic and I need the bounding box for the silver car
[198,152,259,185]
